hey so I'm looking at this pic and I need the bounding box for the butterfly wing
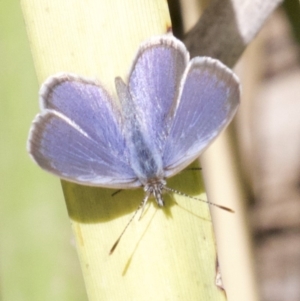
[28,74,140,188]
[163,57,240,177]
[128,36,189,153]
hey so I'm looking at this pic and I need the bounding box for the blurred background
[237,5,300,301]
[1,1,299,301]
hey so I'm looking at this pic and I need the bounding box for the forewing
[28,75,139,188]
[128,36,189,152]
[40,74,123,150]
[163,57,240,177]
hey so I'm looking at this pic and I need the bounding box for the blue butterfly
[27,35,240,252]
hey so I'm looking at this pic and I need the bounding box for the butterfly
[27,35,240,252]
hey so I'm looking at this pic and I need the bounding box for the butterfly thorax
[115,77,165,188]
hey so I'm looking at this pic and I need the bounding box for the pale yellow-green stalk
[21,0,227,300]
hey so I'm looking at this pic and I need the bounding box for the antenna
[109,192,150,255]
[163,186,234,213]
[109,185,234,254]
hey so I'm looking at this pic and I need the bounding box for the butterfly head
[143,178,166,207]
